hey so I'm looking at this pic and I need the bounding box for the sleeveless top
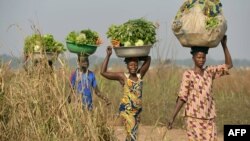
[119,73,143,112]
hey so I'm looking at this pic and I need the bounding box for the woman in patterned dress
[168,35,233,141]
[101,47,151,141]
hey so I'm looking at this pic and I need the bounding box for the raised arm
[100,46,124,82]
[138,56,151,78]
[221,35,233,69]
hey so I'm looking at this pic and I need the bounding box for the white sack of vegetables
[172,0,227,48]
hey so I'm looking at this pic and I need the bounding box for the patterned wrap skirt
[186,117,217,141]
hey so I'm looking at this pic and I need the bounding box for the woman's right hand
[106,46,112,56]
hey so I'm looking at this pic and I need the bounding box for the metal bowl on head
[113,45,152,58]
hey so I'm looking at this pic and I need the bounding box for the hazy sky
[1,0,249,60]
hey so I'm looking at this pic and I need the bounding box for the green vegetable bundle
[66,29,102,46]
[106,18,157,47]
[24,34,66,54]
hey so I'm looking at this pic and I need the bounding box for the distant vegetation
[1,54,250,69]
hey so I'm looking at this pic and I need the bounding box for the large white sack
[172,0,227,48]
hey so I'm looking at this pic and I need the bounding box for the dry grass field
[0,59,249,141]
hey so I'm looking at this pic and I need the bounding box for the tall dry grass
[0,60,116,141]
[1,58,250,140]
[213,69,250,132]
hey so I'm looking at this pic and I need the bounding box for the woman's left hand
[221,35,227,47]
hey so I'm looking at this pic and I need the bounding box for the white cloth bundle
[172,0,227,48]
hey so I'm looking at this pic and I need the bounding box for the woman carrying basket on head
[101,46,151,141]
[168,35,233,141]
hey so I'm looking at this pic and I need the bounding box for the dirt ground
[114,126,223,141]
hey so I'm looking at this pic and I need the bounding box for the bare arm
[221,35,233,69]
[138,56,151,79]
[168,97,185,129]
[100,46,124,82]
